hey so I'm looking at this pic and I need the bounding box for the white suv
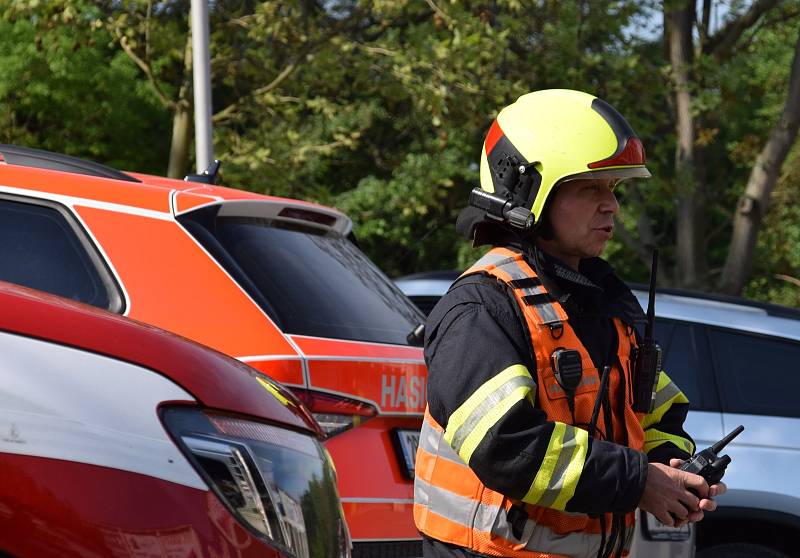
[396,271,800,558]
[637,287,800,558]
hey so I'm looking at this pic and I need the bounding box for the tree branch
[699,0,712,48]
[145,0,152,62]
[113,26,175,110]
[704,0,779,59]
[720,29,800,294]
[213,7,366,124]
[424,0,452,26]
[213,62,297,123]
[774,274,800,288]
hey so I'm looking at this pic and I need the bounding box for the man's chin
[583,244,607,259]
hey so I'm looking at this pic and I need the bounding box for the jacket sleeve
[640,371,695,463]
[424,280,647,515]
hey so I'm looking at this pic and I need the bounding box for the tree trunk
[167,107,191,178]
[166,31,194,179]
[666,2,704,288]
[720,30,800,295]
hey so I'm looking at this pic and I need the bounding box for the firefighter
[414,89,725,558]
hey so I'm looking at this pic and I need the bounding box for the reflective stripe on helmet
[444,364,536,465]
[484,119,505,156]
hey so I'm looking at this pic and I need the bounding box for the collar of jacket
[500,242,647,330]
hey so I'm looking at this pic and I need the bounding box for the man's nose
[599,189,620,214]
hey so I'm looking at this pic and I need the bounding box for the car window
[408,295,441,317]
[0,197,121,311]
[708,328,800,418]
[180,209,424,345]
[656,318,719,411]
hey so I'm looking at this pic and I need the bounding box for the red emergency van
[0,145,426,556]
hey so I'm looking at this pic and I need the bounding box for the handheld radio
[680,425,744,486]
[632,250,662,413]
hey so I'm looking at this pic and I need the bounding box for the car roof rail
[628,283,800,321]
[0,144,141,183]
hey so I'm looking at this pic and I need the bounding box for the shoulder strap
[461,246,521,277]
[462,247,568,332]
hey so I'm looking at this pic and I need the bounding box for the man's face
[536,178,619,268]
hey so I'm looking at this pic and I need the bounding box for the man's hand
[639,462,709,527]
[667,458,727,526]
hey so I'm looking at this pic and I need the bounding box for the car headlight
[162,406,351,558]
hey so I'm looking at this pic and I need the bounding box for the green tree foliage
[1,0,798,306]
[212,0,661,276]
[745,145,800,307]
[0,2,170,172]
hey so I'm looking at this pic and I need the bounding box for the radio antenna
[644,249,658,342]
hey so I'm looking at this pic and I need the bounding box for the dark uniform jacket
[421,242,693,557]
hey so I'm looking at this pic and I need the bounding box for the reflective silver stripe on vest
[469,250,517,272]
[531,300,560,325]
[652,379,681,410]
[419,419,465,466]
[519,286,545,298]
[415,476,605,557]
[495,259,531,282]
[496,259,562,325]
[449,374,536,456]
[467,251,563,326]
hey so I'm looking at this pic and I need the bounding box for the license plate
[641,511,691,541]
[393,429,420,479]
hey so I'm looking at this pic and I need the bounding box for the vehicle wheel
[697,543,790,558]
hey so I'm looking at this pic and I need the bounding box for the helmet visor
[557,166,651,189]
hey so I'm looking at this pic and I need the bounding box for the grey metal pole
[191,0,213,172]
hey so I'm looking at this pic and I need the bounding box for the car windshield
[180,207,423,345]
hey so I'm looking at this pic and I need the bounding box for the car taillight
[289,389,377,437]
[161,406,351,557]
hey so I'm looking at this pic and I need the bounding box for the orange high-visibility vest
[414,247,646,558]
